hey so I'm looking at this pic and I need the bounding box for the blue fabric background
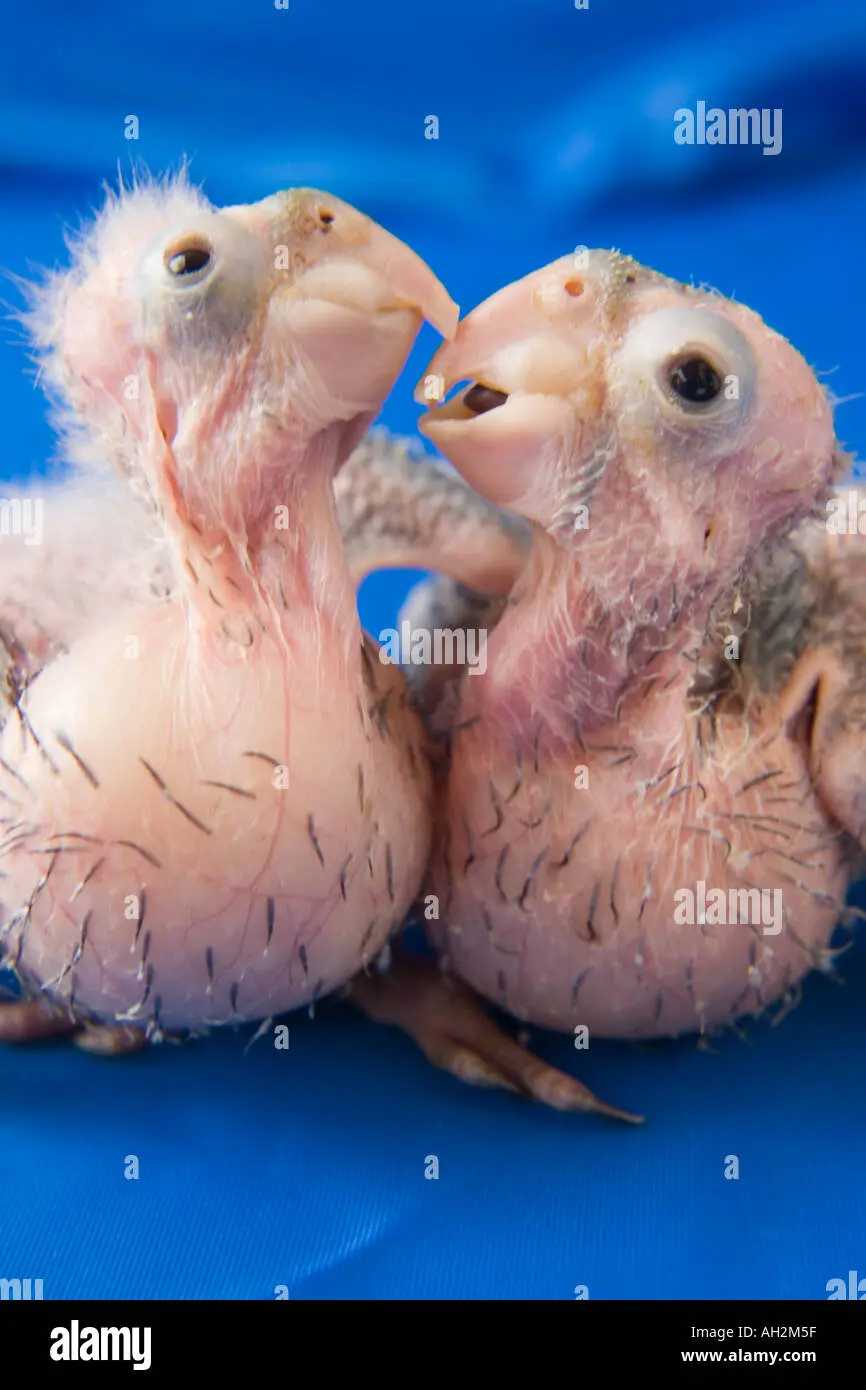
[0,0,864,1301]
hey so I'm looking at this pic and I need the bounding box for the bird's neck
[158,419,365,651]
[469,532,719,752]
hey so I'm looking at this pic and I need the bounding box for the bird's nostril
[464,384,509,415]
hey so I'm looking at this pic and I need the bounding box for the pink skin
[414,250,851,1050]
[780,498,866,848]
[0,473,172,691]
[0,175,457,1039]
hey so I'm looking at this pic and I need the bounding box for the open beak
[415,256,616,415]
[414,276,539,420]
[413,258,607,504]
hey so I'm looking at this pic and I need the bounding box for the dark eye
[464,384,509,415]
[165,244,213,278]
[669,356,722,405]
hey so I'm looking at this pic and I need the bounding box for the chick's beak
[417,275,548,410]
[248,188,459,339]
[339,205,459,341]
[417,256,613,412]
[414,257,608,505]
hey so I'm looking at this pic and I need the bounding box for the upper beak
[247,189,459,340]
[341,203,460,341]
[415,275,545,407]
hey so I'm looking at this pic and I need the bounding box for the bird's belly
[0,604,431,1031]
[430,715,848,1038]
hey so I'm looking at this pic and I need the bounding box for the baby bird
[355,250,859,1120]
[0,173,457,1051]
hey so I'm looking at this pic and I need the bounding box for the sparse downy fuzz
[22,168,213,494]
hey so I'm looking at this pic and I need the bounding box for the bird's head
[419,251,837,609]
[29,173,457,538]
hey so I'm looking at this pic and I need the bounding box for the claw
[73,1023,148,1056]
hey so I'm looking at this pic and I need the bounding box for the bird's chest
[429,705,847,1038]
[0,606,431,1031]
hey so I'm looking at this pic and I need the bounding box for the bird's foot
[349,951,642,1123]
[0,997,146,1054]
